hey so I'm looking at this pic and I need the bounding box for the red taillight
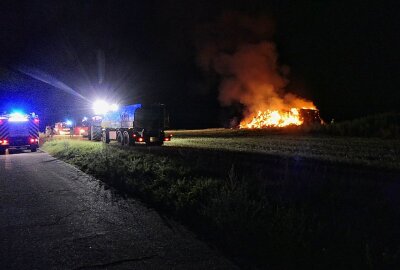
[138,137,143,142]
[34,118,39,124]
[0,140,8,145]
[133,134,137,137]
[30,138,35,143]
[164,137,170,141]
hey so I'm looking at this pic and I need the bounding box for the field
[42,130,400,269]
[167,128,400,169]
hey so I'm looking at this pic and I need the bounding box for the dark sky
[0,0,398,128]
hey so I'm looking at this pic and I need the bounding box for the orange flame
[196,13,320,129]
[240,107,315,128]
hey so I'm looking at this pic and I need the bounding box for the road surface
[0,151,236,269]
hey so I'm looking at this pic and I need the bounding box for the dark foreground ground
[41,138,400,269]
[0,151,236,269]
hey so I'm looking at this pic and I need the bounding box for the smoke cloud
[197,12,315,120]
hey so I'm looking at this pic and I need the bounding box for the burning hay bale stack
[197,13,322,131]
[299,109,323,125]
[239,108,323,129]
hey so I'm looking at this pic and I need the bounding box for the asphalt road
[0,151,236,270]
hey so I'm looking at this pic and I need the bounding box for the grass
[42,139,400,269]
[168,112,400,140]
[167,129,400,170]
[317,113,400,139]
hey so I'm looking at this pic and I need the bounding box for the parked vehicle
[88,103,171,146]
[0,112,39,154]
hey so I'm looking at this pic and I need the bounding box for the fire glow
[197,13,322,130]
[241,108,301,128]
[239,107,317,129]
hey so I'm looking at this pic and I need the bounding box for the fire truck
[73,126,89,136]
[0,112,40,155]
[54,122,72,135]
[88,102,171,146]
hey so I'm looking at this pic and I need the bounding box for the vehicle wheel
[123,131,134,146]
[102,130,110,144]
[117,131,124,146]
[91,126,102,141]
[31,147,37,152]
[0,147,6,155]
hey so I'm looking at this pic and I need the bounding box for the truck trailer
[88,104,171,146]
[0,112,40,155]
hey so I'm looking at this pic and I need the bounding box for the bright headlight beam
[92,100,119,114]
[93,100,109,115]
[110,103,119,111]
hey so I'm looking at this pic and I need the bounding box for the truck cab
[0,112,40,155]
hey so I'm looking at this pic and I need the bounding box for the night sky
[0,0,398,129]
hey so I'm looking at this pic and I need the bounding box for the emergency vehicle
[0,112,40,154]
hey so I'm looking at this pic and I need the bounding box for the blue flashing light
[9,111,28,122]
[66,120,73,126]
[10,110,25,116]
